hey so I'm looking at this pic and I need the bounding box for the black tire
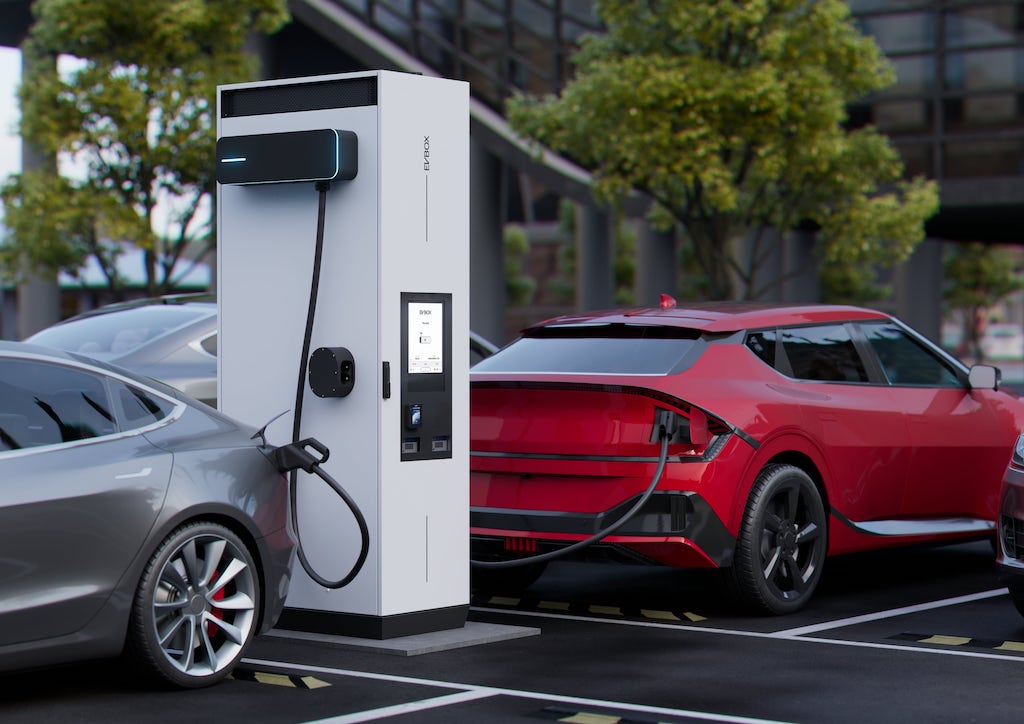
[728,464,827,615]
[126,521,260,688]
[471,562,548,595]
[1008,583,1024,619]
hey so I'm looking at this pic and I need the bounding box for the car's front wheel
[729,464,827,615]
[126,521,260,688]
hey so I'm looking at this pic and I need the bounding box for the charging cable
[278,180,371,589]
[470,423,672,569]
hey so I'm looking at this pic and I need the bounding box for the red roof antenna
[659,294,677,310]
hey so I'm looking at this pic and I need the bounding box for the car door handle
[115,467,153,480]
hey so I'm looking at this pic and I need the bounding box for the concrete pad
[266,621,540,656]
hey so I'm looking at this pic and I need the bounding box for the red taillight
[504,537,537,553]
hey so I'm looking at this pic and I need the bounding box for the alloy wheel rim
[759,484,824,602]
[151,534,257,677]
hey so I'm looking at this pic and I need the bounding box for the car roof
[526,301,891,334]
[59,293,216,323]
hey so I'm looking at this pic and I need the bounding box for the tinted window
[472,324,701,375]
[781,325,868,383]
[0,359,116,450]
[27,306,211,359]
[113,381,176,430]
[746,330,779,368]
[861,322,961,387]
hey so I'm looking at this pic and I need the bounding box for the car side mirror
[968,364,1000,391]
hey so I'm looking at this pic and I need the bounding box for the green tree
[0,0,289,296]
[944,243,1024,362]
[507,0,939,301]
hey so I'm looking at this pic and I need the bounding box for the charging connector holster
[309,346,355,398]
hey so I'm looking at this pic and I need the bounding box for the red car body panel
[470,303,1024,584]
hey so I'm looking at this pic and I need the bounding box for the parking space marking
[305,690,496,723]
[768,589,1007,638]
[229,668,331,689]
[474,589,1024,664]
[892,632,1024,652]
[244,657,797,724]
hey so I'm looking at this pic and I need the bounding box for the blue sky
[0,47,20,185]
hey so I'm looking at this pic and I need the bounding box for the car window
[112,381,177,430]
[860,322,962,387]
[0,359,116,450]
[472,324,701,375]
[779,325,868,383]
[746,330,779,368]
[26,306,211,359]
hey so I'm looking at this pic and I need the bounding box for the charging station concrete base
[267,621,540,657]
[216,70,470,639]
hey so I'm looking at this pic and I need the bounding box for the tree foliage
[944,242,1024,361]
[506,0,940,300]
[0,0,289,295]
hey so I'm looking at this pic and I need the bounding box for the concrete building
[1,0,1023,344]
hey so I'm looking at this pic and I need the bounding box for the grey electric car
[26,294,500,407]
[0,341,296,688]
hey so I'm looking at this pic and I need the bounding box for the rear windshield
[27,307,210,359]
[472,324,701,375]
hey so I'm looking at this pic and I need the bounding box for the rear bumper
[470,490,735,568]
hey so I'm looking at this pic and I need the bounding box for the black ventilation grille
[221,76,378,118]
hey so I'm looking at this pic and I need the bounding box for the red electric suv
[469,301,1024,614]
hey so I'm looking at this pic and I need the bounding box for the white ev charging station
[215,70,469,638]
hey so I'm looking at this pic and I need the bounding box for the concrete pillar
[15,48,60,339]
[470,139,505,344]
[575,204,614,311]
[780,228,820,303]
[893,238,944,344]
[635,222,676,305]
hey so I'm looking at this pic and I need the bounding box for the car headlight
[1014,432,1024,468]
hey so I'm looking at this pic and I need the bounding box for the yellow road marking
[640,609,679,621]
[539,600,571,611]
[920,635,972,646]
[995,640,1024,652]
[488,596,521,606]
[588,605,622,616]
[559,713,621,723]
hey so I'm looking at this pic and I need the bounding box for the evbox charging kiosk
[216,71,469,638]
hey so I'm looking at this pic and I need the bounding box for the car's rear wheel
[729,464,827,615]
[126,521,260,688]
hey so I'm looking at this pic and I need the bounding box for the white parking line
[770,588,1008,638]
[243,657,797,724]
[303,690,496,723]
[469,587,1024,664]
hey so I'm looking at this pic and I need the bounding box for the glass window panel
[860,322,961,387]
[0,359,115,449]
[473,325,701,375]
[113,382,175,430]
[780,325,869,383]
[873,99,930,132]
[849,1,929,12]
[877,55,936,97]
[860,12,935,53]
[945,48,1022,91]
[893,142,934,177]
[946,5,1023,49]
[944,93,1019,131]
[944,138,1024,177]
